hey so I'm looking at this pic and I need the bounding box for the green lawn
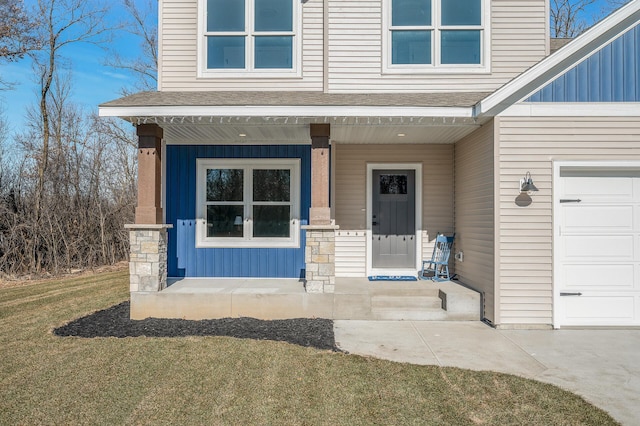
[0,270,618,425]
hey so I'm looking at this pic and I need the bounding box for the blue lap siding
[165,144,311,278]
[527,24,640,102]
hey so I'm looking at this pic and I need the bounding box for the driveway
[334,321,640,425]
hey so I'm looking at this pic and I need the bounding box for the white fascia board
[98,105,475,118]
[500,103,640,117]
[477,1,640,117]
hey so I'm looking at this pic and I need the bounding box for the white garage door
[557,166,640,327]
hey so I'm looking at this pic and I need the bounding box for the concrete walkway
[334,321,640,425]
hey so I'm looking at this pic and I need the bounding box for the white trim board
[500,103,640,117]
[99,105,475,119]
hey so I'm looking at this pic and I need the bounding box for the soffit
[163,120,483,145]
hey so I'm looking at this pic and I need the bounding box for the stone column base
[302,224,339,294]
[125,224,173,292]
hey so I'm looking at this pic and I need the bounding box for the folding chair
[420,233,455,281]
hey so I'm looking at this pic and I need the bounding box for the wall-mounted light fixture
[519,171,538,193]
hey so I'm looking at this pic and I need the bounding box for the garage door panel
[563,264,635,290]
[563,235,634,260]
[562,295,635,324]
[557,165,640,327]
[563,177,633,201]
[562,205,634,232]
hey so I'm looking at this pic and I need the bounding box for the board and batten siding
[527,23,640,103]
[496,117,640,327]
[327,0,548,93]
[165,144,311,278]
[454,121,496,323]
[159,0,324,91]
[333,144,454,276]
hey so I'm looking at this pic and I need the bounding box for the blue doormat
[368,275,417,281]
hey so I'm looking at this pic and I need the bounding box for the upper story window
[200,0,299,76]
[385,0,489,73]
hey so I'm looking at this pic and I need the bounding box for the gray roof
[100,91,491,109]
[550,38,573,53]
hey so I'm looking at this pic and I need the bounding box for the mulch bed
[54,302,340,351]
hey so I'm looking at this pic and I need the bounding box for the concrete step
[371,295,442,310]
[366,282,481,321]
[372,307,449,321]
[371,294,445,321]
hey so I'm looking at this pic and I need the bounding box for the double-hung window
[196,159,301,248]
[201,0,298,75]
[386,0,488,71]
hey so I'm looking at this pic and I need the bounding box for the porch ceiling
[161,118,483,145]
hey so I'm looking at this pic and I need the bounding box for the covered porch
[130,277,481,321]
[100,91,494,321]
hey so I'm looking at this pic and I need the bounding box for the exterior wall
[159,0,324,91]
[333,143,455,277]
[496,116,640,326]
[454,121,496,323]
[527,24,640,102]
[327,0,548,93]
[165,144,311,278]
[159,0,548,93]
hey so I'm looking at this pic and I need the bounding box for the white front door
[556,164,640,326]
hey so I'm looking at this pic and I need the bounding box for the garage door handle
[559,199,582,203]
[560,292,582,296]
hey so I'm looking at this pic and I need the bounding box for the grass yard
[0,270,618,425]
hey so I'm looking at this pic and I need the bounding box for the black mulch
[53,301,340,351]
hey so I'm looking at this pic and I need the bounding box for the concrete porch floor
[129,277,481,321]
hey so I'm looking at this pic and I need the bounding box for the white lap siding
[159,0,324,91]
[454,122,497,323]
[496,116,640,327]
[159,0,548,93]
[327,0,548,93]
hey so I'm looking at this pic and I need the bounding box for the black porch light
[520,171,539,193]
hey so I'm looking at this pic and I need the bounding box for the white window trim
[196,158,301,248]
[197,0,302,78]
[382,0,491,74]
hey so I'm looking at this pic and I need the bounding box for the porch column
[126,123,172,295]
[135,123,163,224]
[302,123,338,294]
[309,123,331,224]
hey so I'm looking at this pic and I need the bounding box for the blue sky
[0,0,155,135]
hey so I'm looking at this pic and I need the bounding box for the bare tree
[0,0,38,61]
[29,0,111,222]
[0,0,144,276]
[551,0,633,38]
[105,0,158,93]
[551,0,599,38]
[0,0,39,88]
